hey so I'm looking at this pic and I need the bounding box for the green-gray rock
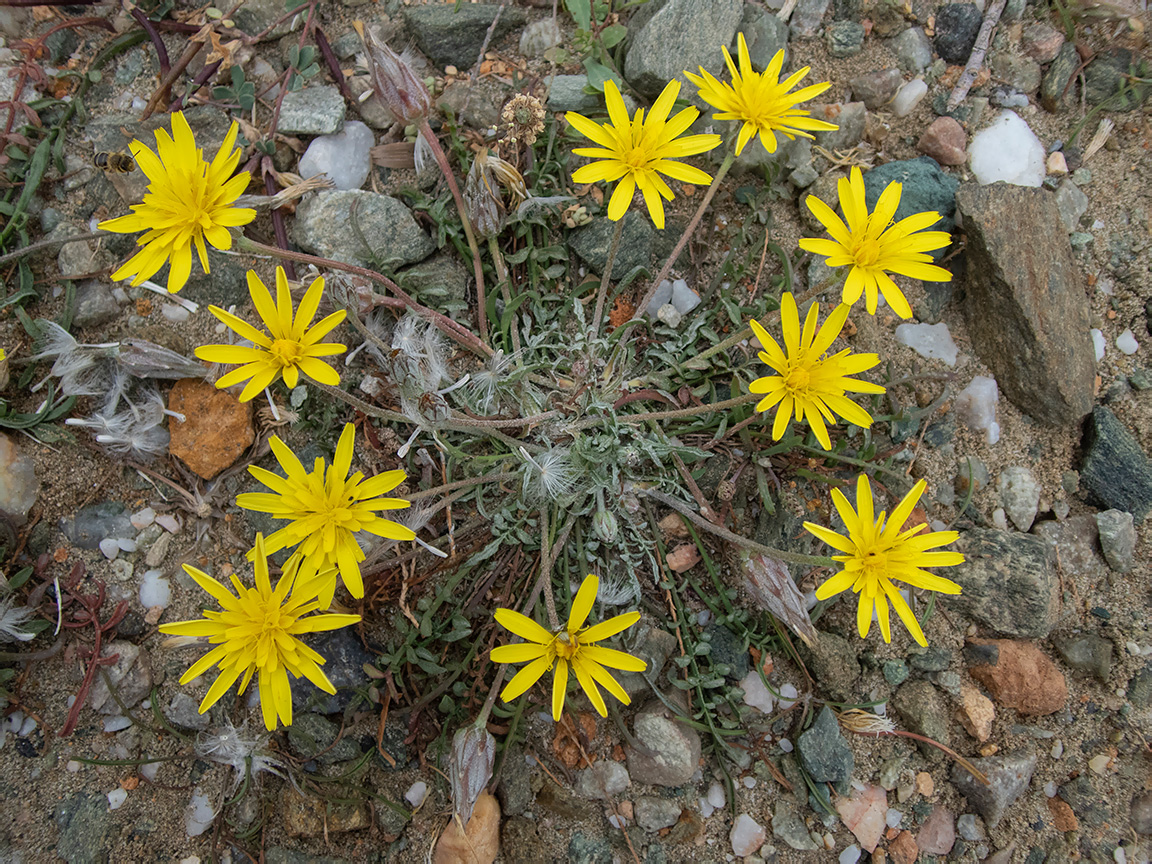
[952,750,1036,829]
[623,0,744,100]
[294,190,434,270]
[394,252,471,319]
[277,85,346,135]
[1054,633,1113,682]
[892,680,951,757]
[1080,407,1152,522]
[773,799,819,850]
[826,20,866,58]
[1128,662,1152,709]
[287,713,363,764]
[883,659,910,686]
[1041,42,1079,112]
[1083,48,1149,110]
[864,157,959,234]
[55,792,111,864]
[797,705,854,784]
[909,646,952,672]
[568,831,614,864]
[949,529,1060,639]
[799,630,860,700]
[404,5,527,69]
[569,212,653,280]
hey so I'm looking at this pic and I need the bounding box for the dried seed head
[464,149,528,239]
[500,93,546,146]
[355,22,431,125]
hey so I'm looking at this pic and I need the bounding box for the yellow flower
[685,34,838,156]
[158,534,361,730]
[749,292,885,451]
[236,423,416,609]
[196,267,347,402]
[799,166,952,319]
[805,475,964,647]
[566,79,721,229]
[99,111,255,294]
[491,574,646,720]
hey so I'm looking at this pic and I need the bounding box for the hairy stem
[570,393,758,432]
[407,470,519,501]
[488,235,522,359]
[591,216,626,341]
[418,118,489,344]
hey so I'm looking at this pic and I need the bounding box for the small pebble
[1091,329,1106,361]
[1051,740,1064,759]
[657,303,683,329]
[840,845,861,864]
[1044,781,1058,797]
[130,507,155,529]
[66,760,82,773]
[778,683,798,709]
[886,808,904,828]
[892,79,928,117]
[107,788,128,810]
[162,304,191,323]
[155,514,181,533]
[103,716,133,733]
[139,570,171,609]
[707,781,727,809]
[1114,847,1127,864]
[98,538,120,560]
[742,776,757,789]
[111,560,133,582]
[779,738,793,753]
[1116,330,1139,355]
[404,781,428,807]
[117,537,137,553]
[608,813,627,829]
[1089,754,1111,775]
[140,761,160,782]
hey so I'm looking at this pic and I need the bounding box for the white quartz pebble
[891,79,928,117]
[1116,329,1139,355]
[778,683,798,709]
[840,845,862,864]
[130,508,155,529]
[1091,328,1106,361]
[707,781,727,810]
[404,781,428,807]
[98,538,120,560]
[740,671,775,714]
[185,790,216,836]
[955,375,1001,444]
[298,121,375,190]
[107,788,128,810]
[139,570,171,610]
[895,322,959,366]
[103,716,133,733]
[969,110,1045,187]
[729,814,766,857]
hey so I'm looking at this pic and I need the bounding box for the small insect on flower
[195,267,347,402]
[804,475,965,647]
[158,534,361,730]
[565,79,721,229]
[685,33,838,156]
[491,574,647,721]
[799,166,953,319]
[235,423,415,609]
[748,292,885,451]
[98,111,256,294]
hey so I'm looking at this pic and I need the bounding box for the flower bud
[592,507,618,544]
[355,21,431,125]
[448,722,495,823]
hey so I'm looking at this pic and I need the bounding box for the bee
[93,150,135,174]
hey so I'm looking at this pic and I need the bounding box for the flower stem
[570,392,758,431]
[407,470,519,501]
[487,234,522,359]
[235,235,491,358]
[591,216,626,341]
[537,506,560,629]
[418,118,489,345]
[633,149,736,323]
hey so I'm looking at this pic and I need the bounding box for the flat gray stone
[951,751,1036,829]
[624,0,744,101]
[1095,509,1136,572]
[625,699,701,787]
[635,796,682,831]
[404,4,527,69]
[294,190,434,270]
[277,85,346,135]
[1080,407,1152,522]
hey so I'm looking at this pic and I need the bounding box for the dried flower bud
[447,722,495,823]
[464,149,527,239]
[355,21,431,125]
[739,550,818,648]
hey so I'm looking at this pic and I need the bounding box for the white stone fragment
[992,507,1009,530]
[730,814,766,857]
[107,788,128,810]
[1051,740,1064,759]
[886,808,904,828]
[1091,329,1106,361]
[162,304,191,323]
[891,79,928,117]
[185,790,216,836]
[657,303,682,328]
[404,780,428,807]
[645,280,674,316]
[99,538,120,560]
[779,738,794,753]
[155,514,181,533]
[670,279,700,314]
[955,375,1000,444]
[130,507,155,529]
[298,120,375,191]
[608,813,628,829]
[778,683,798,709]
[894,322,958,366]
[103,716,133,733]
[140,761,160,782]
[740,671,775,714]
[742,776,757,789]
[1044,781,1058,797]
[707,781,727,810]
[117,537,137,552]
[1116,329,1139,355]
[840,845,862,864]
[66,760,82,772]
[698,796,716,818]
[969,110,1046,187]
[139,570,171,610]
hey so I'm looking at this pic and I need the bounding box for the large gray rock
[625,699,702,787]
[54,792,111,864]
[955,183,1095,426]
[404,4,527,69]
[294,191,434,270]
[735,3,790,69]
[624,0,744,100]
[797,705,854,785]
[569,212,654,280]
[277,85,346,135]
[951,751,1037,829]
[1079,407,1152,522]
[949,529,1061,639]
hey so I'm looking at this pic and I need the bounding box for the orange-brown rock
[966,638,1068,716]
[167,378,254,479]
[1048,796,1079,832]
[282,788,369,836]
[433,792,500,864]
[956,683,996,741]
[888,830,919,864]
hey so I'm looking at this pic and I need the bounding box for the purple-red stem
[130,7,170,77]
[167,59,220,113]
[263,161,296,282]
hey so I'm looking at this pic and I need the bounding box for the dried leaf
[738,550,818,647]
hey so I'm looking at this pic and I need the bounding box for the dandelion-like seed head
[98,112,256,294]
[565,79,721,229]
[491,574,647,720]
[196,717,285,790]
[799,166,953,319]
[195,267,347,401]
[748,293,886,451]
[469,349,514,413]
[685,34,839,156]
[804,475,965,647]
[520,447,579,503]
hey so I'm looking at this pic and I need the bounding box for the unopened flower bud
[448,722,495,823]
[593,507,619,544]
[355,21,431,125]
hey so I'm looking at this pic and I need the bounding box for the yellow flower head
[749,293,885,451]
[491,574,646,721]
[566,79,721,229]
[804,475,964,647]
[236,423,416,609]
[799,166,953,319]
[685,34,838,156]
[158,534,361,730]
[196,267,347,402]
[99,111,256,294]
